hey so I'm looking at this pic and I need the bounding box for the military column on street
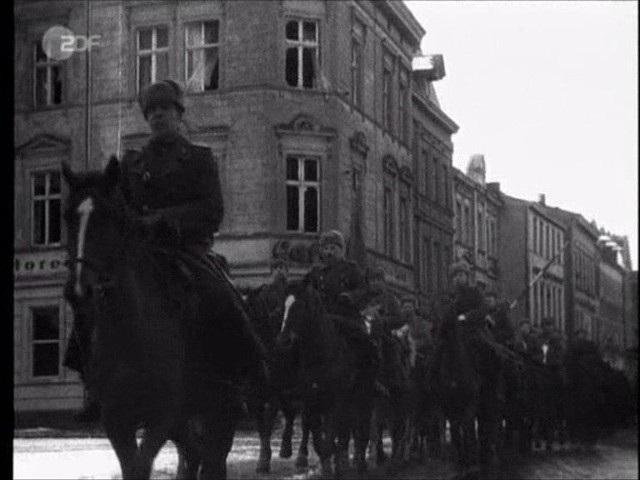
[60,80,636,480]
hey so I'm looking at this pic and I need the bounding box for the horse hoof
[295,456,309,468]
[279,445,292,459]
[256,460,270,474]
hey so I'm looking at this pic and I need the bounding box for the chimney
[538,194,546,205]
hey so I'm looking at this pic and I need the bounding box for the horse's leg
[256,401,276,473]
[280,398,295,459]
[199,411,237,480]
[137,419,174,480]
[102,412,139,480]
[172,423,201,480]
[333,406,351,479]
[352,401,371,475]
[295,413,311,468]
[308,411,332,478]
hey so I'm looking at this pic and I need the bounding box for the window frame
[284,18,320,89]
[29,304,62,380]
[31,169,62,247]
[184,20,221,93]
[136,25,170,94]
[285,155,321,233]
[32,42,63,108]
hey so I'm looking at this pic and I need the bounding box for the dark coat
[488,301,516,346]
[304,259,366,315]
[120,133,224,249]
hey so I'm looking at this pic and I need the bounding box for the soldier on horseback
[303,229,378,389]
[64,79,268,418]
[484,290,516,348]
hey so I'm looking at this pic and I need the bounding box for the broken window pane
[304,187,318,232]
[286,48,298,87]
[302,48,315,88]
[286,21,299,41]
[286,186,299,231]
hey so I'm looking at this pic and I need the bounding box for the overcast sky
[406,1,638,269]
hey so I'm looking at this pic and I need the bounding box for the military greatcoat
[120,132,224,250]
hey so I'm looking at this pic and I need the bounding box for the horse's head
[62,157,131,305]
[277,282,325,350]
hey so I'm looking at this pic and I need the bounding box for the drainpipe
[84,0,92,171]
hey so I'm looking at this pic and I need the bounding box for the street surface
[13,423,638,479]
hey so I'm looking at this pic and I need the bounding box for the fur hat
[319,230,345,250]
[139,80,185,118]
[449,260,471,276]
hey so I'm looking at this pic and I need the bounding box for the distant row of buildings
[452,156,637,368]
[14,0,636,415]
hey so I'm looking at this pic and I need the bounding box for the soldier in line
[515,319,538,356]
[64,79,268,420]
[484,290,516,348]
[538,318,565,366]
[303,230,378,389]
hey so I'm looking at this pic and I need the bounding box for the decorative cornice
[413,91,459,136]
[382,154,399,174]
[16,133,71,155]
[399,165,413,184]
[274,113,337,139]
[349,130,370,157]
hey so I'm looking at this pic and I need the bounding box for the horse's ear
[104,155,120,188]
[61,161,77,187]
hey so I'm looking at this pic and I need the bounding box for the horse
[241,286,311,473]
[369,325,416,474]
[62,158,241,479]
[278,283,374,478]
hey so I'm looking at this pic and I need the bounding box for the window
[464,203,472,245]
[137,26,169,93]
[383,185,395,257]
[422,237,430,292]
[185,21,220,92]
[285,20,319,89]
[477,205,485,251]
[432,158,439,204]
[532,218,538,253]
[286,156,319,232]
[538,219,544,258]
[443,246,451,291]
[422,150,429,196]
[34,42,62,107]
[434,241,441,292]
[399,196,410,262]
[442,164,449,208]
[398,69,409,143]
[32,171,62,246]
[382,64,393,131]
[531,280,537,323]
[31,306,60,378]
[455,199,463,242]
[351,19,364,108]
[545,224,550,260]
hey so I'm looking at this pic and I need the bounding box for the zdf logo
[42,25,101,61]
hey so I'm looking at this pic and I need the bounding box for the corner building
[14,1,457,413]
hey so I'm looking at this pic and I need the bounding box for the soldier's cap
[319,230,345,250]
[400,295,416,306]
[366,266,386,281]
[139,80,185,119]
[271,258,289,271]
[449,260,471,276]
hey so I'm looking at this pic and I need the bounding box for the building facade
[14,0,457,412]
[452,155,502,295]
[499,194,566,334]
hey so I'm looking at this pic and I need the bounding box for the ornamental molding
[349,130,370,157]
[275,113,337,139]
[382,154,399,174]
[16,133,71,155]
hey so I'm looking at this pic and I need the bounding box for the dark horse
[278,283,374,478]
[432,308,504,478]
[62,158,240,479]
[241,286,311,473]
